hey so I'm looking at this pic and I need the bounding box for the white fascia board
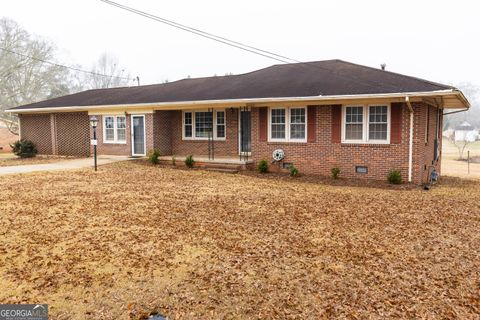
[6,89,466,114]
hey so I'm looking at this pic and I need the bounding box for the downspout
[405,96,414,183]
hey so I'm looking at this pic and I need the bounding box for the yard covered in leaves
[0,161,479,319]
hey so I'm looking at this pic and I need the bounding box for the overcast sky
[2,0,479,87]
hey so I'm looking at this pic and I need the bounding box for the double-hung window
[269,107,307,142]
[103,115,127,143]
[342,105,390,143]
[183,110,226,140]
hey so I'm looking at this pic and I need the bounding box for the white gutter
[5,89,465,114]
[405,96,414,183]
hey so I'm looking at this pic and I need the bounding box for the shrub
[172,155,176,166]
[257,159,268,173]
[387,170,402,184]
[147,149,160,164]
[10,140,37,158]
[331,167,341,179]
[185,155,195,168]
[289,165,299,177]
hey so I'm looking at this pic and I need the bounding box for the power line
[0,47,135,82]
[98,0,401,92]
[99,0,295,64]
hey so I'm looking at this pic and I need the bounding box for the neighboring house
[454,121,478,142]
[6,60,470,184]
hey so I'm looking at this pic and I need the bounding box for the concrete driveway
[0,155,132,175]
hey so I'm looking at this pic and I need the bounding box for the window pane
[272,124,285,139]
[271,109,285,139]
[369,106,388,141]
[290,108,305,123]
[105,128,115,141]
[184,112,192,125]
[271,109,285,124]
[291,124,305,139]
[117,116,126,129]
[185,125,192,137]
[217,125,225,138]
[290,108,305,139]
[216,111,225,138]
[117,129,126,141]
[104,117,114,141]
[345,124,363,140]
[345,107,364,141]
[216,111,225,124]
[195,111,213,138]
[184,112,193,137]
[105,116,114,128]
[346,107,363,123]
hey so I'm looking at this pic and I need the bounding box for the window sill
[340,141,391,147]
[103,141,127,145]
[267,140,308,145]
[182,138,226,142]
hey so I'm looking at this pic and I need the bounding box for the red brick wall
[153,111,172,155]
[251,103,433,183]
[55,112,90,156]
[19,114,53,154]
[170,109,240,157]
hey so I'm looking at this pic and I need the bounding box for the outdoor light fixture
[89,116,98,171]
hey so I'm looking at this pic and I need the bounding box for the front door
[239,110,251,154]
[131,115,146,156]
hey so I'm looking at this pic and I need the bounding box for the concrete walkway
[0,155,132,175]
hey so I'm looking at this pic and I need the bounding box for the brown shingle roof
[10,59,454,110]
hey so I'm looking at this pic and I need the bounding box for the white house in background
[454,121,478,142]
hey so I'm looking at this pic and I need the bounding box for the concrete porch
[158,155,254,172]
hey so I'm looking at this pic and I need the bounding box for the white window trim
[103,115,127,144]
[268,106,307,143]
[182,110,226,141]
[341,104,391,144]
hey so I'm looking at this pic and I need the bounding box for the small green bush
[387,170,402,184]
[10,140,37,158]
[185,155,195,168]
[289,165,299,177]
[331,167,341,179]
[147,149,160,164]
[172,155,176,166]
[257,159,268,173]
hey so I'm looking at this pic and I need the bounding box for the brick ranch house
[7,60,469,184]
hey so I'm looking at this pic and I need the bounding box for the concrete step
[204,167,239,174]
[203,163,242,170]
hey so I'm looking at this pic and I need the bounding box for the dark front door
[239,110,251,154]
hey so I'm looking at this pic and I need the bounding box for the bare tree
[447,132,471,160]
[85,53,131,89]
[0,17,71,134]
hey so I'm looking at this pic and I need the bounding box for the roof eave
[6,89,468,114]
